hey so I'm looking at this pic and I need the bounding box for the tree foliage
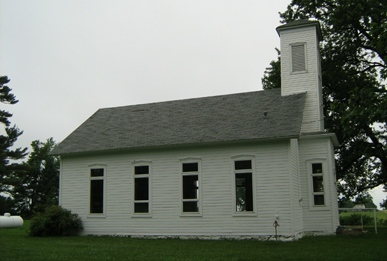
[0,195,17,215]
[262,0,387,198]
[0,76,27,196]
[12,138,59,217]
[354,193,377,209]
[262,48,281,90]
[381,197,387,210]
[338,197,355,208]
[338,193,377,208]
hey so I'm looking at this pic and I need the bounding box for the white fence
[338,208,377,234]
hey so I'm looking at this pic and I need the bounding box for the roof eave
[53,135,302,157]
[300,132,339,146]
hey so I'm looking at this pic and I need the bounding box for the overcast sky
[1,1,385,207]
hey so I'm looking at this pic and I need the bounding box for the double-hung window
[311,163,325,206]
[234,159,254,212]
[90,167,105,214]
[181,161,200,213]
[134,164,151,214]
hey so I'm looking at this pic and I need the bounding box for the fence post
[374,208,377,234]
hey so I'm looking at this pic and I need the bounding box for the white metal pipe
[374,208,377,234]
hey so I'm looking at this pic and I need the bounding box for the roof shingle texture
[51,88,306,155]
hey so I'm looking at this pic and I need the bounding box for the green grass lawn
[1,221,386,261]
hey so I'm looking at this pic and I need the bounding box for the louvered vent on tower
[291,44,306,72]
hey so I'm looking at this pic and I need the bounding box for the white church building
[51,20,340,240]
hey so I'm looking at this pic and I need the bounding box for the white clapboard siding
[289,138,303,236]
[60,135,338,237]
[60,140,304,237]
[298,136,339,233]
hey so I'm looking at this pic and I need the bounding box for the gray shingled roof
[51,88,306,155]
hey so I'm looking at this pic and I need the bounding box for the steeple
[276,20,324,133]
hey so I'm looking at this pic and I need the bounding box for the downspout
[58,156,63,206]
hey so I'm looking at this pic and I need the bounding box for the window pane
[183,163,198,172]
[91,168,104,177]
[312,163,323,174]
[235,173,253,211]
[314,195,325,206]
[135,165,149,175]
[313,176,324,192]
[90,180,103,213]
[134,203,149,213]
[183,201,198,212]
[236,186,247,211]
[235,160,252,170]
[183,175,198,199]
[135,177,149,200]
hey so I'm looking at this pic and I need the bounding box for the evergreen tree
[262,0,387,198]
[0,76,27,198]
[12,138,59,217]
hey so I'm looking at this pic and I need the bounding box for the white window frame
[88,164,107,218]
[290,42,307,74]
[307,159,329,211]
[231,155,256,216]
[180,157,202,217]
[132,160,152,217]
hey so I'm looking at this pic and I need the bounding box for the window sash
[133,164,150,214]
[233,159,254,213]
[181,162,200,213]
[135,165,149,175]
[134,202,149,213]
[182,175,198,199]
[235,173,253,212]
[182,201,199,212]
[311,162,325,206]
[90,179,103,213]
[134,177,149,200]
[89,167,105,214]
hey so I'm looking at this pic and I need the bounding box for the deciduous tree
[380,197,387,210]
[262,0,387,198]
[354,193,377,209]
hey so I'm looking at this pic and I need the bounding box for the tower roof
[276,20,323,41]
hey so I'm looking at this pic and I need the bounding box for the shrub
[377,219,387,226]
[340,213,374,226]
[29,205,82,237]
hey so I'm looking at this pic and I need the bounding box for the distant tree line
[338,193,377,209]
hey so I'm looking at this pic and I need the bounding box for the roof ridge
[99,88,280,111]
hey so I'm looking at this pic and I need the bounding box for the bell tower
[276,20,324,133]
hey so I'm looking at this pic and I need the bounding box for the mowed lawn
[1,221,386,261]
